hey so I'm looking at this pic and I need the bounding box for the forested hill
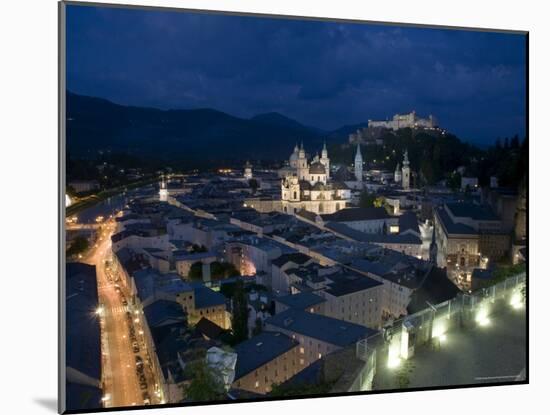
[328,129,527,188]
[66,92,326,163]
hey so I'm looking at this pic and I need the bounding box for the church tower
[297,142,308,181]
[354,143,363,182]
[159,174,168,202]
[394,163,402,183]
[320,141,330,179]
[244,161,253,180]
[402,150,410,190]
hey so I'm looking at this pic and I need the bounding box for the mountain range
[66,92,367,162]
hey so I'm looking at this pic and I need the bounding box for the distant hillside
[250,112,322,134]
[66,92,327,162]
[325,122,370,141]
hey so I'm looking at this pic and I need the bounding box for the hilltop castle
[349,111,439,145]
[279,143,351,215]
[368,110,437,131]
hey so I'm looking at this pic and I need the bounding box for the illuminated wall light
[475,307,490,327]
[432,319,448,342]
[510,291,524,310]
[387,341,401,369]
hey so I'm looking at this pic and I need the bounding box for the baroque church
[279,143,351,214]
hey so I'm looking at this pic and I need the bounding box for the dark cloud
[66,4,526,144]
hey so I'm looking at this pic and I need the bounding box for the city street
[84,219,158,407]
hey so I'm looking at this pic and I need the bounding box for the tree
[188,262,203,281]
[359,191,376,208]
[270,380,335,397]
[248,178,259,194]
[373,196,385,208]
[446,172,461,191]
[190,244,207,253]
[252,317,263,336]
[510,135,520,149]
[211,262,239,281]
[231,280,249,344]
[67,236,89,258]
[181,360,226,402]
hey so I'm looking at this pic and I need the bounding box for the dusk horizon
[67,4,526,145]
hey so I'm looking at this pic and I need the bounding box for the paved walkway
[374,303,526,390]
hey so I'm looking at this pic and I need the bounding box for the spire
[354,143,363,182]
[321,141,328,158]
[300,141,304,150]
[294,143,299,153]
[403,149,410,166]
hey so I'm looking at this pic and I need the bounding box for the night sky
[66,4,526,145]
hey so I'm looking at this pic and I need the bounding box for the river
[75,185,156,224]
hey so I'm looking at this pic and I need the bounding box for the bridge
[66,223,102,231]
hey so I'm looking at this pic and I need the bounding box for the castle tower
[159,174,168,202]
[354,143,363,182]
[244,161,253,180]
[402,150,411,190]
[394,163,402,183]
[320,141,330,179]
[297,142,308,181]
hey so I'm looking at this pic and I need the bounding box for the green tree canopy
[182,360,226,402]
[67,236,89,258]
[231,280,249,344]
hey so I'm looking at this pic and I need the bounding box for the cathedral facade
[279,143,351,215]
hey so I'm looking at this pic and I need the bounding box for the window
[255,381,259,388]
[300,359,305,365]
[299,347,305,354]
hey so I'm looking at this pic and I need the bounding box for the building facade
[279,143,351,215]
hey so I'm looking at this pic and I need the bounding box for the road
[84,219,159,408]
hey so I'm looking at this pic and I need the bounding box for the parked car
[132,342,140,353]
[139,381,148,391]
[135,355,143,366]
[142,391,151,405]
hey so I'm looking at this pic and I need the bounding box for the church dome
[309,162,326,174]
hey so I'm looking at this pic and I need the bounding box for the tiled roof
[275,292,326,309]
[265,309,376,347]
[233,331,298,380]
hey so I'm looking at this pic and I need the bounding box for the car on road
[132,341,140,353]
[139,381,148,391]
[122,298,128,306]
[142,391,151,405]
[135,355,143,366]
